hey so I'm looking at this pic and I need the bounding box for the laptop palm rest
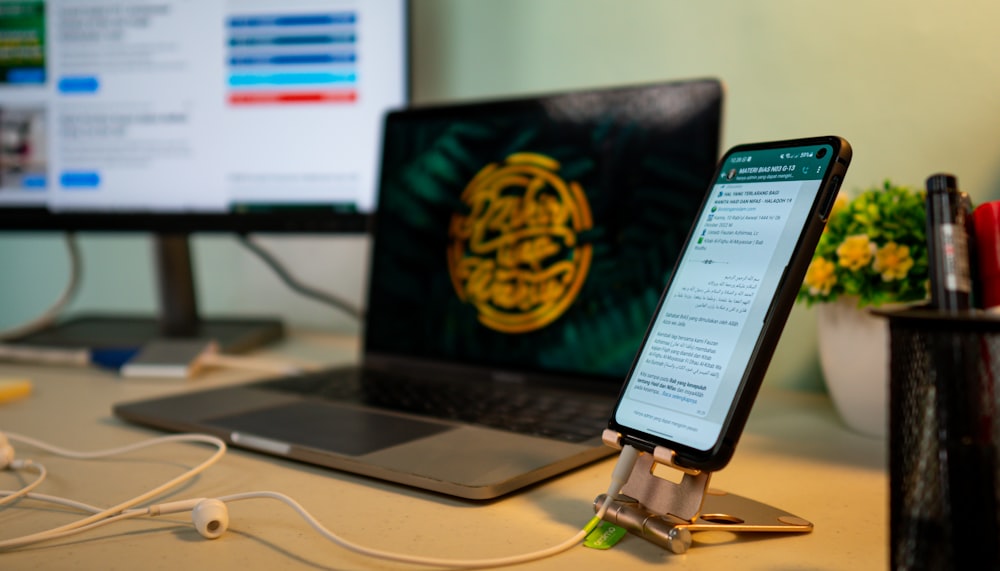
[207,401,453,457]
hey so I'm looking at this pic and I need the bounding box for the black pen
[925,173,972,311]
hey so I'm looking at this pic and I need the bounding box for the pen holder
[878,309,1000,570]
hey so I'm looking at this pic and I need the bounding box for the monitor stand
[14,234,284,354]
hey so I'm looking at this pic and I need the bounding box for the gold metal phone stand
[595,430,812,554]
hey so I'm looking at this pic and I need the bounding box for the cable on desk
[0,490,103,514]
[0,427,48,507]
[0,430,640,568]
[0,432,226,550]
[192,446,639,568]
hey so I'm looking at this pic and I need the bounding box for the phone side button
[819,175,842,220]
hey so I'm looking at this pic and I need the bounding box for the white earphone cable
[0,432,226,549]
[210,490,615,569]
[0,460,46,508]
[0,431,638,567]
[4,510,150,549]
[0,490,103,514]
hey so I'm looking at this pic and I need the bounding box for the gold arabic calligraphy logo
[447,152,593,333]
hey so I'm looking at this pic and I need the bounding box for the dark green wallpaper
[365,79,722,382]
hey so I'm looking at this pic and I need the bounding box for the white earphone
[0,431,227,549]
[144,498,230,539]
[0,430,640,567]
[192,499,230,539]
[0,433,15,469]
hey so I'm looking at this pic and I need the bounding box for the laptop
[113,78,724,500]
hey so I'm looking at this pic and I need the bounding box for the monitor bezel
[0,207,372,233]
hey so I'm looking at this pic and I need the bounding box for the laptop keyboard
[257,368,615,444]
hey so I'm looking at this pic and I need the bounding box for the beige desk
[0,331,887,570]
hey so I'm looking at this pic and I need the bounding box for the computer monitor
[0,0,409,351]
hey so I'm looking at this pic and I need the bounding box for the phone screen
[611,139,847,464]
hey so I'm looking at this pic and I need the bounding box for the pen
[0,344,139,371]
[922,175,995,563]
[0,378,32,403]
[973,201,1000,310]
[925,173,972,311]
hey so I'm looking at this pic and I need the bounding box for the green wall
[4,0,1000,392]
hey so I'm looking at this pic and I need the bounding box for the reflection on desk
[0,331,887,570]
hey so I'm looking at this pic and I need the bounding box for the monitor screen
[0,0,408,232]
[0,0,408,352]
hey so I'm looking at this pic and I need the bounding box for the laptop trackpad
[207,401,453,457]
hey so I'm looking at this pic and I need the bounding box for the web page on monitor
[0,0,406,214]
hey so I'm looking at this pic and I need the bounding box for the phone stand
[595,430,812,554]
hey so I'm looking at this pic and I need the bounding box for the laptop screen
[365,79,723,383]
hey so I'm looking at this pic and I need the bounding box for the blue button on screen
[60,171,101,188]
[58,76,100,94]
[22,174,47,189]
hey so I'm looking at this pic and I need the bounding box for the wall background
[3,0,1000,392]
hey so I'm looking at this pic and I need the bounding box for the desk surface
[0,331,887,570]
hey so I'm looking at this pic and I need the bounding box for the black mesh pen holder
[879,309,1000,570]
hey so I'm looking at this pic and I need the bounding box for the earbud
[191,498,229,539]
[149,497,229,539]
[0,433,14,470]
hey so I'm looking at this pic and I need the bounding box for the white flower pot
[816,298,890,437]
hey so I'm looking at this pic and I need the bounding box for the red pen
[973,201,1000,310]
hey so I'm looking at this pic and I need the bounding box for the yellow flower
[804,257,837,296]
[836,234,874,271]
[873,241,914,281]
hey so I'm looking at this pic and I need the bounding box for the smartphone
[607,135,852,472]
